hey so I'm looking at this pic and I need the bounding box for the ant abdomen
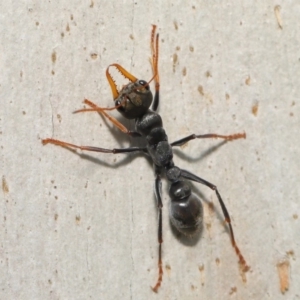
[169,180,203,236]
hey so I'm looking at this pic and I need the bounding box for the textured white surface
[1,1,300,299]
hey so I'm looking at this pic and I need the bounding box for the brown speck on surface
[75,215,81,224]
[252,102,259,116]
[198,85,204,96]
[85,181,88,188]
[90,0,94,7]
[20,70,23,78]
[173,20,178,30]
[189,45,194,52]
[289,112,294,117]
[198,264,205,286]
[205,71,211,77]
[66,23,70,31]
[165,264,171,276]
[57,114,62,122]
[22,111,26,115]
[61,32,64,38]
[274,5,283,29]
[245,75,251,85]
[255,150,261,162]
[208,201,214,216]
[182,67,187,76]
[54,214,58,221]
[293,214,298,219]
[35,21,39,26]
[277,260,290,293]
[225,93,230,100]
[70,14,74,21]
[129,34,134,40]
[239,261,249,283]
[176,46,180,51]
[286,250,294,258]
[90,53,98,60]
[51,70,55,75]
[191,284,195,290]
[215,258,220,266]
[172,53,178,72]
[2,176,9,193]
[198,85,213,103]
[51,51,56,64]
[229,286,237,295]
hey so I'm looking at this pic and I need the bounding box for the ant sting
[42,25,249,292]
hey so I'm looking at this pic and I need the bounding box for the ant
[42,25,249,292]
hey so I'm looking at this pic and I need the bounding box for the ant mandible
[42,25,249,292]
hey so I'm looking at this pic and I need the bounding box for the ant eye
[115,100,125,111]
[139,80,149,90]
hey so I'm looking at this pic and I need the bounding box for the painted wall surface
[1,2,299,299]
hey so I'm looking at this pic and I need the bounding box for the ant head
[106,64,153,119]
[115,79,153,119]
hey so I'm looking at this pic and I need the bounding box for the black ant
[42,25,249,292]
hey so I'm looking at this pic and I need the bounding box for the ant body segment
[42,25,249,292]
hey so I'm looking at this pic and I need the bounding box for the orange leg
[151,167,163,293]
[171,132,246,147]
[42,138,146,154]
[151,25,160,89]
[75,99,141,137]
[180,169,250,273]
[150,25,160,111]
[149,28,164,293]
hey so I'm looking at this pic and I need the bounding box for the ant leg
[75,99,141,138]
[150,25,160,111]
[180,169,249,272]
[171,132,246,147]
[42,138,147,154]
[151,166,163,293]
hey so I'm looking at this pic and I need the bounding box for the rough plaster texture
[1,1,300,300]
